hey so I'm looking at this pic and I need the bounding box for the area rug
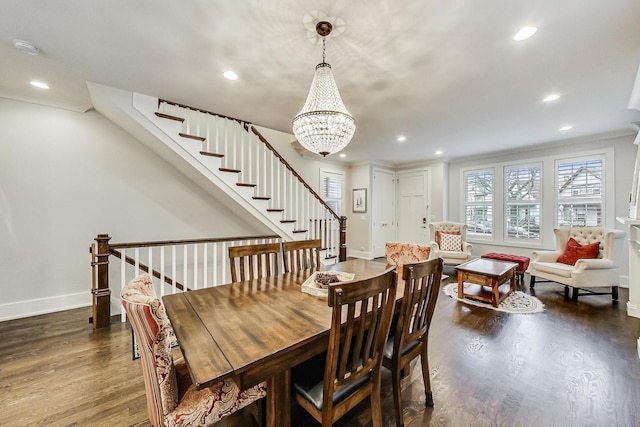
[442,282,545,314]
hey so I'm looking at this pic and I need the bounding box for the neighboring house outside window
[556,158,603,227]
[464,169,493,236]
[505,164,541,240]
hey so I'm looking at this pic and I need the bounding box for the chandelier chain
[322,37,326,64]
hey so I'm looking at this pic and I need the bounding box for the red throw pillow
[557,237,600,265]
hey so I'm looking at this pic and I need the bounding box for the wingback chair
[529,227,625,301]
[121,274,266,427]
[428,222,473,265]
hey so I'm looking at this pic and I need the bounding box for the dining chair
[282,239,322,273]
[291,267,397,427]
[121,274,266,427]
[382,258,443,427]
[228,242,282,282]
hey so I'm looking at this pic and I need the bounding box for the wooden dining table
[162,258,394,427]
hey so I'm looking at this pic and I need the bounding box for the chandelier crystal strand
[292,21,355,157]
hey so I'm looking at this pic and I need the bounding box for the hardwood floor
[2,270,640,426]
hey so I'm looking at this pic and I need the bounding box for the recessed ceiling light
[397,135,406,142]
[223,70,238,80]
[514,26,537,41]
[543,94,560,102]
[559,125,573,131]
[339,153,346,158]
[30,81,49,89]
[435,150,443,156]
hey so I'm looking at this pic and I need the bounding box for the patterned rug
[443,282,545,314]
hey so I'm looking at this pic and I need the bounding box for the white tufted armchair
[529,227,625,302]
[428,222,473,265]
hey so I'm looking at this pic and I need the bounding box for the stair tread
[325,255,337,260]
[266,208,284,212]
[155,112,184,122]
[179,132,206,142]
[292,229,308,233]
[219,168,241,173]
[253,196,271,200]
[280,219,296,223]
[200,151,224,158]
[237,183,257,187]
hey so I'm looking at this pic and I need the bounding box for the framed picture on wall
[352,188,367,213]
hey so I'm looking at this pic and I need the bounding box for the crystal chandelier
[292,21,356,157]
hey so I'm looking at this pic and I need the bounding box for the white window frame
[460,148,614,247]
[504,162,542,242]
[463,168,494,239]
[319,168,344,217]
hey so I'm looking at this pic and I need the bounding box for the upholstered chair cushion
[557,237,600,265]
[385,242,430,270]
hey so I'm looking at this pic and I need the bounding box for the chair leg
[529,275,535,288]
[564,286,570,299]
[391,365,404,427]
[612,286,619,301]
[572,287,579,302]
[420,344,433,408]
[371,379,384,427]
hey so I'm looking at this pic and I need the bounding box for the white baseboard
[347,249,374,260]
[627,301,640,319]
[0,292,91,322]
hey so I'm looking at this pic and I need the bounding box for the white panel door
[372,169,396,258]
[397,170,429,244]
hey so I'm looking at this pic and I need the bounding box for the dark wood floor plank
[1,270,640,426]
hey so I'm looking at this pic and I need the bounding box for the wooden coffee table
[454,258,518,307]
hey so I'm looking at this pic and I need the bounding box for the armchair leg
[564,286,570,300]
[612,286,619,301]
[529,275,535,289]
[572,287,579,302]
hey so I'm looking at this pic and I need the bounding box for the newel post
[339,216,347,262]
[91,233,112,329]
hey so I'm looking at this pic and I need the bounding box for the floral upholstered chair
[121,274,266,427]
[529,227,625,302]
[385,242,431,277]
[428,221,473,266]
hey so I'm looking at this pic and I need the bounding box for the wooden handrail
[109,248,186,291]
[158,98,249,128]
[109,234,281,249]
[250,126,341,220]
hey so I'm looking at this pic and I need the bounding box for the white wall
[0,98,266,321]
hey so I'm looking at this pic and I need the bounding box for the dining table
[162,258,396,427]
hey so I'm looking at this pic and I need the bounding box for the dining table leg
[266,369,290,427]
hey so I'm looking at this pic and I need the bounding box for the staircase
[87,83,345,262]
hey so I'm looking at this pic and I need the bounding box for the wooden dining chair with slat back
[291,267,397,427]
[383,257,443,427]
[282,239,322,273]
[228,242,282,282]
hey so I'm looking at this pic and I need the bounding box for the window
[556,158,603,227]
[464,170,493,235]
[505,165,541,239]
[320,170,344,216]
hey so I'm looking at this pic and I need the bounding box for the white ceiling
[2,0,640,165]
